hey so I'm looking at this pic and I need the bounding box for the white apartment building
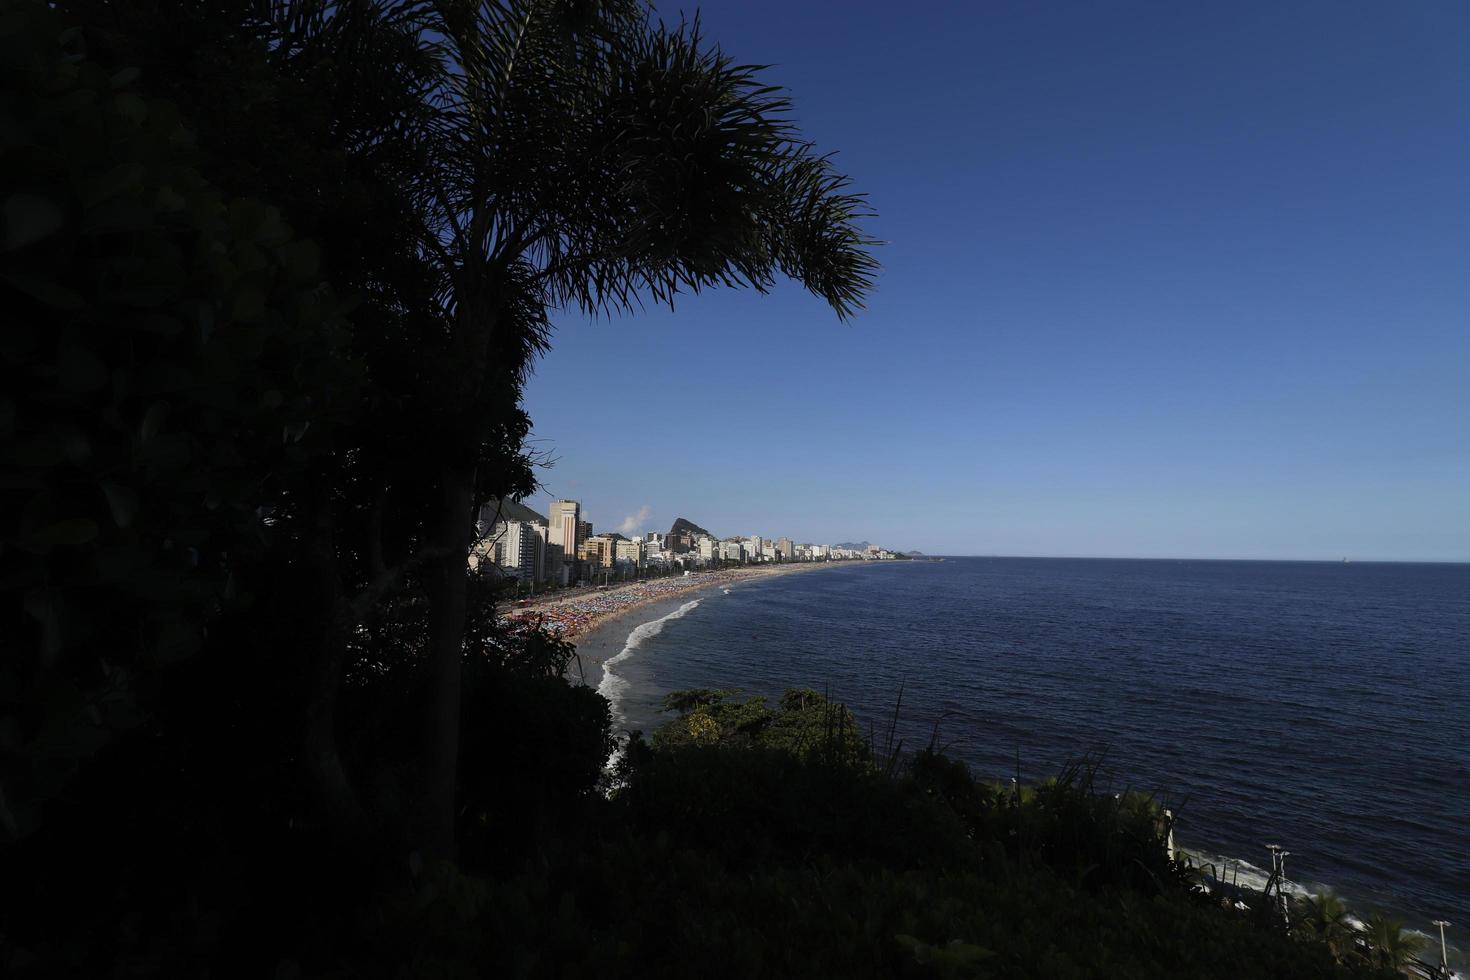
[616,538,645,569]
[494,519,544,580]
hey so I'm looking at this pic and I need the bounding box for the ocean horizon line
[927,553,1470,565]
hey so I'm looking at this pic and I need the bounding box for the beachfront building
[811,544,830,560]
[746,535,762,560]
[548,499,581,566]
[493,520,544,581]
[532,523,549,570]
[475,497,547,534]
[698,536,716,564]
[615,537,644,570]
[470,498,548,579]
[720,539,744,563]
[777,536,794,562]
[582,533,625,569]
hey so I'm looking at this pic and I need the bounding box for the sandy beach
[510,563,839,639]
[504,562,844,689]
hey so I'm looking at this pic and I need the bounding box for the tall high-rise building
[777,536,794,562]
[548,499,581,565]
[494,520,543,581]
[532,523,550,577]
[471,498,548,579]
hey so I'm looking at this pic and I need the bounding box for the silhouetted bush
[456,667,614,871]
[437,729,1393,980]
[617,740,972,871]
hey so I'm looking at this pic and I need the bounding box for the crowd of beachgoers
[504,565,813,639]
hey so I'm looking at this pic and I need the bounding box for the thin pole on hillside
[1431,920,1451,979]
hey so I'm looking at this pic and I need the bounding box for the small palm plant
[1293,891,1352,962]
[1358,912,1427,972]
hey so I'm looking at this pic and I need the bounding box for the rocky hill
[479,497,548,526]
[669,517,712,538]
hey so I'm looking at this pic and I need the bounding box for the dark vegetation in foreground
[8,654,1409,977]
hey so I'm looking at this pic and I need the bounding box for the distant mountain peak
[478,497,547,527]
[669,517,712,538]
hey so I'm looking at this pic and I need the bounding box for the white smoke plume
[617,505,652,536]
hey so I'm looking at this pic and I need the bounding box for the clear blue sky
[522,0,1470,561]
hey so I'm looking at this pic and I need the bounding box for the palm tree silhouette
[1293,891,1352,962]
[278,0,878,858]
[1359,912,1427,972]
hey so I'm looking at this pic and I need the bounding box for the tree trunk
[419,459,476,860]
[300,563,364,844]
[418,276,500,861]
[297,476,367,845]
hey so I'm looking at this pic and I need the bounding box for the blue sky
[522,0,1470,560]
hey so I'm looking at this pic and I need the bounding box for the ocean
[576,557,1470,964]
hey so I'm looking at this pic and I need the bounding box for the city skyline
[522,0,1470,564]
[475,493,904,588]
[519,490,1466,564]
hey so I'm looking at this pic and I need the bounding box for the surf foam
[598,598,702,768]
[1180,848,1319,900]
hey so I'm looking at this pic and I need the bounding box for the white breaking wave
[598,598,702,768]
[1180,848,1319,900]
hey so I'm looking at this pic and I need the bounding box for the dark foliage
[0,0,356,844]
[362,719,1394,980]
[653,686,866,762]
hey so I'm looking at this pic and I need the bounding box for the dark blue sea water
[601,558,1470,961]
